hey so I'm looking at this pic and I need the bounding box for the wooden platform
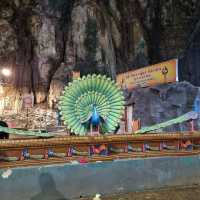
[1,131,200,168]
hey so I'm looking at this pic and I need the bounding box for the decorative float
[0,74,200,168]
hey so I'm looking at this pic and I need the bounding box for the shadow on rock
[31,173,69,200]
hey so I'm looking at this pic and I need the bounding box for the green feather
[59,74,124,135]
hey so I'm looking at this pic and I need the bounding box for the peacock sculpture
[58,74,125,135]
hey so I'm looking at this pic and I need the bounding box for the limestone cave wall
[0,0,200,129]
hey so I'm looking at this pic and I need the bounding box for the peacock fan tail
[58,74,125,135]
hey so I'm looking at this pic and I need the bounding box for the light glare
[1,68,11,77]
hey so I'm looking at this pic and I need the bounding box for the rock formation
[0,0,200,129]
[126,81,200,131]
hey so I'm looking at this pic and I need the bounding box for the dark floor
[82,185,200,200]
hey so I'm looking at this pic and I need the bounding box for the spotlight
[1,68,11,77]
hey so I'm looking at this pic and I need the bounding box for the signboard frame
[117,59,178,90]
